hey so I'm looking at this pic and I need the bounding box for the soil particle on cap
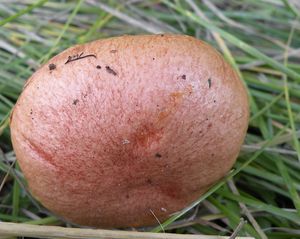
[48,63,56,71]
[96,65,101,69]
[105,66,117,76]
[110,50,117,53]
[146,179,153,185]
[155,153,162,158]
[73,99,79,105]
[177,74,186,80]
[208,78,212,88]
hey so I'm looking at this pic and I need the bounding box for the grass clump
[0,1,300,238]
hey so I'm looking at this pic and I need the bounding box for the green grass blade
[282,0,300,17]
[208,197,259,238]
[282,14,300,162]
[274,154,300,215]
[26,216,59,225]
[250,92,284,123]
[40,0,85,63]
[12,175,20,220]
[221,192,300,225]
[0,0,49,27]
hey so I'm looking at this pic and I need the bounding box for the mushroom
[10,34,249,228]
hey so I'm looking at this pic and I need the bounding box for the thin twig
[169,217,230,233]
[228,180,268,239]
[229,218,247,239]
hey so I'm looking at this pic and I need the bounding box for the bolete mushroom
[10,34,249,228]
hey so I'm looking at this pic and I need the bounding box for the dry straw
[0,222,254,239]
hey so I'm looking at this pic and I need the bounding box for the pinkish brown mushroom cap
[10,34,249,228]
